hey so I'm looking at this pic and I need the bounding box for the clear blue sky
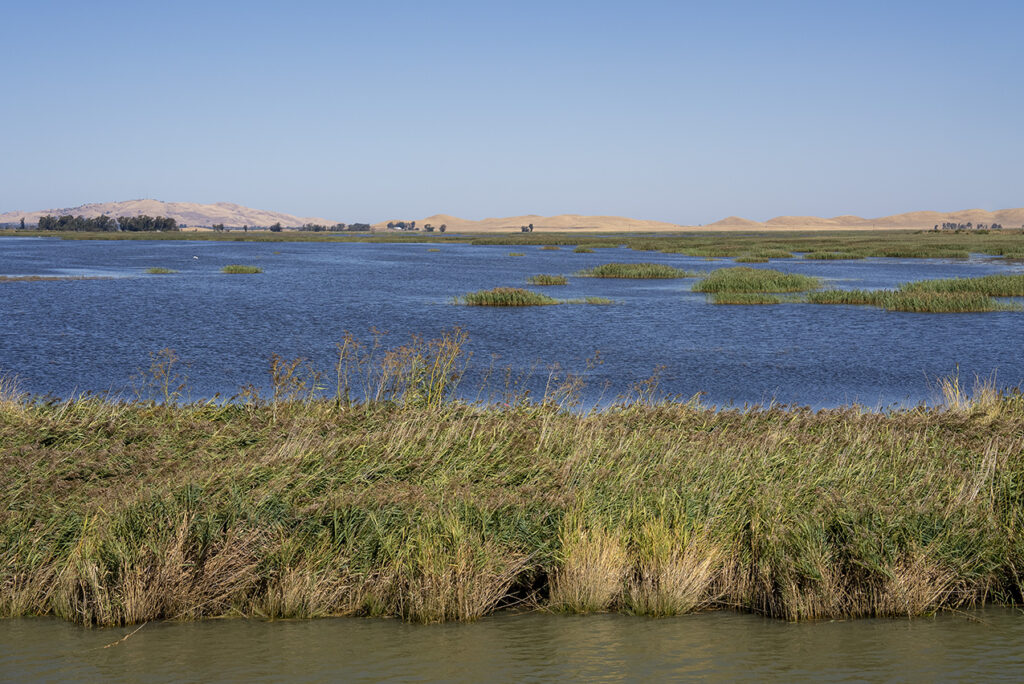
[2,0,1021,224]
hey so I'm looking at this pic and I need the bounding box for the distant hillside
[0,199,337,228]
[3,200,1022,233]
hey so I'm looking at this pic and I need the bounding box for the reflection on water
[1,238,1023,408]
[2,610,1023,682]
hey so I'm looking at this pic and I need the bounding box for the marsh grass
[899,274,1024,297]
[456,287,560,306]
[221,265,263,274]
[573,246,595,253]
[734,256,769,263]
[508,252,525,257]
[427,248,440,252]
[693,267,820,293]
[575,263,696,279]
[0,275,107,282]
[808,289,1020,313]
[3,329,1024,627]
[541,245,561,250]
[145,267,178,274]
[527,274,569,286]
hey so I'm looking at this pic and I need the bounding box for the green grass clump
[576,263,696,279]
[692,267,820,293]
[709,292,783,305]
[456,287,560,306]
[808,289,1019,313]
[899,274,1024,296]
[563,296,615,305]
[221,264,263,274]
[508,252,525,257]
[145,267,177,274]
[807,289,881,306]
[427,248,441,252]
[541,245,561,250]
[734,256,769,263]
[877,291,1017,313]
[573,246,595,253]
[527,274,569,286]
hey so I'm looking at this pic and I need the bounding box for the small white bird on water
[192,255,199,259]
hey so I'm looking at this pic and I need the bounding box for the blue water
[1,237,1022,408]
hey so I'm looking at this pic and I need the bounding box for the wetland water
[1,237,1023,406]
[3,610,1024,682]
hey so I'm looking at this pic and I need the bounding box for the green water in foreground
[3,610,1023,682]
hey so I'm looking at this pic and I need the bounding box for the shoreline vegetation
[2,228,1022,260]
[2,330,1024,626]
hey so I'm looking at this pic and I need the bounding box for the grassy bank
[221,265,263,274]
[2,333,1024,626]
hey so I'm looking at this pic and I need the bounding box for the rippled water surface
[2,237,1023,407]
[3,610,1024,682]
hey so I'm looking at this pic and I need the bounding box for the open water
[3,610,1024,682]
[1,237,1023,407]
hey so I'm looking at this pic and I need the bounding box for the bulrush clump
[456,287,560,306]
[575,263,696,279]
[692,267,820,293]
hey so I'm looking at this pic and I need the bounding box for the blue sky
[2,0,1021,223]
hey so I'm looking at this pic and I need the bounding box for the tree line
[298,222,372,232]
[36,215,179,231]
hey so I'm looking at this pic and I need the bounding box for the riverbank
[2,346,1023,626]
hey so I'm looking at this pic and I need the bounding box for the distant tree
[19,218,25,230]
[243,225,248,233]
[269,222,283,232]
[439,224,446,233]
[424,224,435,232]
[212,223,226,232]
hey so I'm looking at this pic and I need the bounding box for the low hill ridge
[0,199,336,228]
